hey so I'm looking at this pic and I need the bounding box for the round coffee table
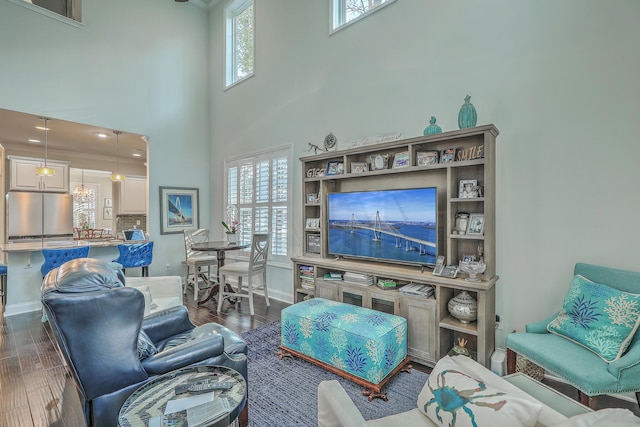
[118,365,247,427]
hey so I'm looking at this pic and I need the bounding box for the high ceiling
[0,108,147,163]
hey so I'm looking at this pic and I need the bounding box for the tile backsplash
[116,215,147,235]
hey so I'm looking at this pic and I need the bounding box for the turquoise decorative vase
[423,116,442,135]
[458,95,477,129]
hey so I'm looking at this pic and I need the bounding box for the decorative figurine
[324,132,337,151]
[452,338,471,357]
[423,116,442,135]
[306,142,323,155]
[458,95,477,129]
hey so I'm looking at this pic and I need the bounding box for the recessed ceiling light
[96,132,108,138]
[28,139,40,143]
[132,153,142,157]
[35,126,50,131]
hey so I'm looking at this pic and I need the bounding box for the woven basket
[515,354,545,381]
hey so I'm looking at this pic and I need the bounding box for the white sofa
[318,355,640,427]
[127,276,183,315]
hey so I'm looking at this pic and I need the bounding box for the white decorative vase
[226,233,238,244]
[447,291,478,324]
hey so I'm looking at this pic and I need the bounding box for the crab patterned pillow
[417,356,542,427]
[547,275,640,363]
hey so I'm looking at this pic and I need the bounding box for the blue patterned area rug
[241,320,428,426]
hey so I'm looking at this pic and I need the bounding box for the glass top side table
[118,365,247,427]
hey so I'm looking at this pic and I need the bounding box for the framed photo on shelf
[159,186,199,235]
[417,151,439,166]
[103,207,112,220]
[305,218,320,229]
[440,148,456,163]
[326,161,345,176]
[369,153,389,171]
[306,193,319,204]
[306,234,321,254]
[467,213,485,236]
[458,179,478,198]
[351,162,368,173]
[392,151,410,169]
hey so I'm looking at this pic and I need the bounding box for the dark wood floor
[1,295,638,426]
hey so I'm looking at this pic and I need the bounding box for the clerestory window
[331,0,396,33]
[225,0,255,88]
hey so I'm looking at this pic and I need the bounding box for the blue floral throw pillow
[547,275,640,363]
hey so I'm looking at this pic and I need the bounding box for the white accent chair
[183,228,218,303]
[217,233,270,316]
[127,276,183,315]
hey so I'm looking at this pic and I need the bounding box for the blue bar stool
[41,246,90,277]
[0,264,7,306]
[113,242,154,277]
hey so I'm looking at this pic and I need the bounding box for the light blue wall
[208,0,640,346]
[1,0,639,347]
[0,0,212,281]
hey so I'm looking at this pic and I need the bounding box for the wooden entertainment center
[291,124,499,368]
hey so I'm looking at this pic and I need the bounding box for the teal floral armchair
[506,263,640,409]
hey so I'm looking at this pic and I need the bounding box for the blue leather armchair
[507,263,640,409]
[41,258,248,427]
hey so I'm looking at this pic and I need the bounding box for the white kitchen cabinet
[8,156,69,192]
[117,176,147,214]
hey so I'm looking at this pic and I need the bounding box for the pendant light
[111,130,126,182]
[35,117,56,176]
[72,169,95,203]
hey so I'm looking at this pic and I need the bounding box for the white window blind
[225,147,290,263]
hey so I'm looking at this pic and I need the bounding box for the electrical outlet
[136,220,141,226]
[166,263,170,269]
[495,314,503,330]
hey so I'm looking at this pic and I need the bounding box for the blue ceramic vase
[458,95,477,129]
[423,116,442,135]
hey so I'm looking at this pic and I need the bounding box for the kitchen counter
[1,239,149,253]
[2,239,154,317]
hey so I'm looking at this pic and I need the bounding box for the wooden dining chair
[217,233,270,316]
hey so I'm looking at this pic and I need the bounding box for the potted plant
[222,220,239,244]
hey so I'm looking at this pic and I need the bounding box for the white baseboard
[3,301,42,317]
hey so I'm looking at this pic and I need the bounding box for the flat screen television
[328,187,437,266]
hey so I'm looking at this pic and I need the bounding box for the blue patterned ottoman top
[281,298,407,384]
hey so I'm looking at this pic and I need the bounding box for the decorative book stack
[343,272,374,286]
[376,279,397,290]
[299,265,315,290]
[399,283,435,298]
[323,272,343,281]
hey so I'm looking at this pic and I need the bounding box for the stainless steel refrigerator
[7,192,73,240]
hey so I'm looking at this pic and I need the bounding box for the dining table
[190,240,250,305]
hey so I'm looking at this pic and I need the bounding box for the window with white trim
[225,0,255,87]
[331,0,396,32]
[225,147,290,263]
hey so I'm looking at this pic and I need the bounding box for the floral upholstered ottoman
[279,298,410,400]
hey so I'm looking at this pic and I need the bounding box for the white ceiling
[0,107,147,163]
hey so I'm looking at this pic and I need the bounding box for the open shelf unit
[293,125,499,368]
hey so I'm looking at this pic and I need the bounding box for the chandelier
[35,117,56,176]
[72,169,95,203]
